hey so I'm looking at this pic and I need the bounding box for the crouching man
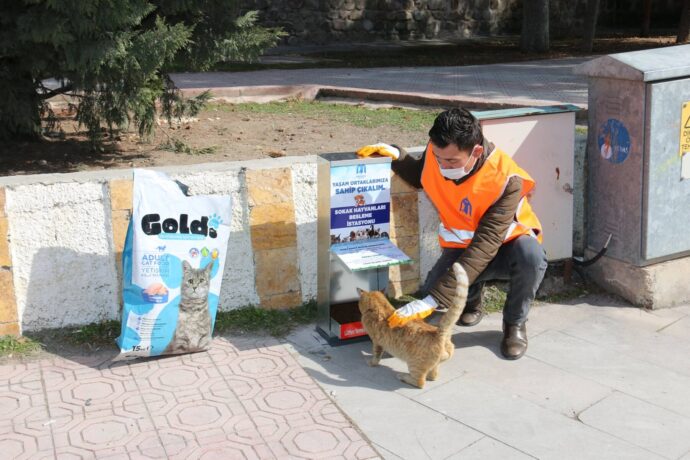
[361,108,547,359]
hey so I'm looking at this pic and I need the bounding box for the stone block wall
[0,157,429,334]
[243,0,682,45]
[246,167,303,309]
[388,173,421,298]
[244,0,521,44]
[0,187,20,335]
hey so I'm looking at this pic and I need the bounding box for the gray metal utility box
[576,45,690,266]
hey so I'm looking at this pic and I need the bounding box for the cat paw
[366,358,379,367]
[397,373,424,389]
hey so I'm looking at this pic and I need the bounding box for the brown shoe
[501,321,527,360]
[458,301,485,326]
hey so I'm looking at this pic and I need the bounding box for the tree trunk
[520,0,549,53]
[581,0,601,52]
[0,69,42,141]
[678,0,690,43]
[641,0,652,37]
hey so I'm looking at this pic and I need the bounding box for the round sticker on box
[598,118,631,164]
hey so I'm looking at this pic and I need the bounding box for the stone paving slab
[286,300,690,460]
[444,437,534,460]
[578,391,690,459]
[0,336,379,459]
[292,349,484,459]
[416,376,662,460]
[446,338,614,417]
[529,329,690,418]
[559,312,690,378]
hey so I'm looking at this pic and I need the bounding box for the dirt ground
[0,104,431,176]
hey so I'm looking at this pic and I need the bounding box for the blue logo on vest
[356,164,367,175]
[460,197,472,216]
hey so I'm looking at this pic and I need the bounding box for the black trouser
[421,235,547,325]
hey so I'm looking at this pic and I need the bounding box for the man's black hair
[428,108,483,151]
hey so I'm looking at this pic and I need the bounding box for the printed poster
[329,162,391,245]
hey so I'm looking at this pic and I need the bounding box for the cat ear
[204,260,214,274]
[182,260,192,271]
[356,287,365,296]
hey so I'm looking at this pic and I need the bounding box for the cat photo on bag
[164,260,214,354]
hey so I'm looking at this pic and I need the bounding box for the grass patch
[214,301,317,337]
[389,294,417,308]
[537,285,591,304]
[65,320,121,346]
[158,138,218,155]
[209,100,438,132]
[390,285,508,313]
[0,335,43,358]
[482,284,507,313]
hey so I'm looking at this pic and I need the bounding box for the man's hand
[356,143,400,160]
[387,295,438,328]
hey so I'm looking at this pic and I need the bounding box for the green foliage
[66,320,121,346]
[0,1,283,141]
[214,301,318,337]
[0,335,43,358]
[160,88,212,129]
[482,284,508,313]
[158,138,218,155]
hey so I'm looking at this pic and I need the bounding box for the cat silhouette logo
[460,197,472,216]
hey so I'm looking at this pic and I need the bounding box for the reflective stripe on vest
[438,223,474,245]
[421,144,543,249]
[440,220,534,247]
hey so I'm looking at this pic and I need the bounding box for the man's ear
[471,144,484,158]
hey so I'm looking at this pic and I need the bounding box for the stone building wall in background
[241,0,682,45]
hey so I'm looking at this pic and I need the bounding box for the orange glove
[356,143,400,160]
[387,296,438,328]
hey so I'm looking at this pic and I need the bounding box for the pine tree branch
[39,84,74,101]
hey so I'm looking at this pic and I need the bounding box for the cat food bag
[116,169,231,358]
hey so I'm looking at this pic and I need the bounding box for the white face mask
[439,154,477,180]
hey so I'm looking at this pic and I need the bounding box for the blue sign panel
[598,118,631,164]
[329,162,391,245]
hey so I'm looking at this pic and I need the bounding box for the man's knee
[511,236,547,275]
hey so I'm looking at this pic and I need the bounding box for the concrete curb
[179,84,588,122]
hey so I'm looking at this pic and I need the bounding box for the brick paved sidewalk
[0,336,378,459]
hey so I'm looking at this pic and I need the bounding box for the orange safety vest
[421,143,543,249]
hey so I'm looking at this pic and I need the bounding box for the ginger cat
[357,263,468,388]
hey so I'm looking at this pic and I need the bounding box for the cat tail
[437,263,469,337]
